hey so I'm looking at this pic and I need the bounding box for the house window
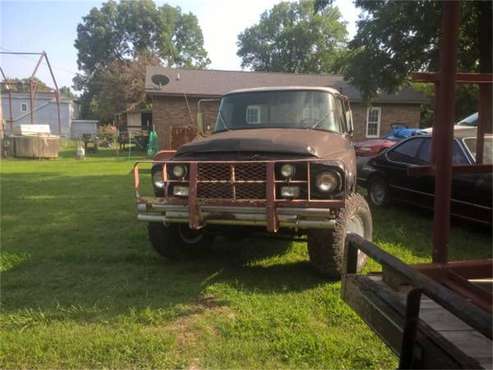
[246,105,261,124]
[21,103,28,112]
[366,106,381,138]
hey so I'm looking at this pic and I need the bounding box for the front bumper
[136,198,338,230]
[133,159,346,232]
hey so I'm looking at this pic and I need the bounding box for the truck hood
[175,128,352,158]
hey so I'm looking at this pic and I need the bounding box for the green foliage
[237,0,347,73]
[1,150,491,368]
[337,0,490,118]
[74,0,210,119]
[1,77,51,94]
[59,86,75,99]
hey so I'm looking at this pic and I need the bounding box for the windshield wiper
[310,111,331,129]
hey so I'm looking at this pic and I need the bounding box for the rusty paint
[431,2,461,264]
[412,72,493,84]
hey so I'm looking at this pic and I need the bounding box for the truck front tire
[307,193,372,279]
[147,223,214,259]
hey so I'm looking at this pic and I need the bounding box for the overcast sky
[0,0,359,90]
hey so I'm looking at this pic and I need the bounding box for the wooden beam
[412,72,493,84]
[407,164,493,177]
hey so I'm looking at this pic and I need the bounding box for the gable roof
[145,66,429,104]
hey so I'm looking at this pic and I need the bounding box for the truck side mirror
[197,98,219,136]
[197,112,204,135]
[346,110,354,134]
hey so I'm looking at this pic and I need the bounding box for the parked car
[134,86,373,278]
[421,112,478,134]
[361,130,492,225]
[355,125,426,182]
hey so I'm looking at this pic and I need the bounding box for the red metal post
[266,162,278,232]
[0,67,14,132]
[431,2,461,264]
[188,162,201,229]
[43,52,62,135]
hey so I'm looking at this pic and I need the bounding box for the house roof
[145,66,429,104]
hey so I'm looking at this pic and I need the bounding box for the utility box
[9,124,60,159]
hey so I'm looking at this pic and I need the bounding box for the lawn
[1,148,491,369]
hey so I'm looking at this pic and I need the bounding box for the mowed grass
[1,148,491,369]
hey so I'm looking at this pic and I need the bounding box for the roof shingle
[145,66,429,104]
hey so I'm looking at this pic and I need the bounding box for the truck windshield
[214,90,345,133]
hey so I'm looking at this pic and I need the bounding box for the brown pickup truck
[133,87,372,278]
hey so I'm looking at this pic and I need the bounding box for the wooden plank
[342,274,483,369]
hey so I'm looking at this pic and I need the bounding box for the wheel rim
[370,179,386,205]
[178,225,204,244]
[347,214,367,266]
[347,214,365,237]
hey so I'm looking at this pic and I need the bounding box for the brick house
[145,66,428,149]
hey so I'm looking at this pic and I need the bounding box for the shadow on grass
[1,171,325,325]
[370,201,492,262]
[3,170,490,325]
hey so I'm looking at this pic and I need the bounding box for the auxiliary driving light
[173,186,189,197]
[172,164,187,178]
[316,172,339,193]
[281,186,300,198]
[280,164,295,178]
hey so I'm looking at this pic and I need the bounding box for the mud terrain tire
[148,223,214,259]
[307,193,372,279]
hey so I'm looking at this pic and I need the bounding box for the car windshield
[463,136,493,164]
[457,112,478,126]
[214,90,345,133]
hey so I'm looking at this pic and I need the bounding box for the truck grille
[197,163,267,200]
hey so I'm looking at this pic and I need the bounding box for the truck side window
[246,105,261,124]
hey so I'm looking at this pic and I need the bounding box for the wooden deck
[343,274,492,369]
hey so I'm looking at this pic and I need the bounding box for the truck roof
[224,86,342,96]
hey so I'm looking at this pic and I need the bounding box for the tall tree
[74,0,210,119]
[90,54,160,122]
[325,0,491,119]
[237,0,347,73]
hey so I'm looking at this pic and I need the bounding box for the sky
[0,0,359,91]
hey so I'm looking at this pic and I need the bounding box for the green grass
[1,148,491,369]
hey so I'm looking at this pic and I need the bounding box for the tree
[237,0,347,73]
[59,86,75,99]
[1,77,51,94]
[326,1,491,119]
[89,54,160,122]
[74,0,210,119]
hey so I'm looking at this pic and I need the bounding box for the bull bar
[133,159,346,232]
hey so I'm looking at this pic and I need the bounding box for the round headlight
[152,171,164,188]
[280,164,295,178]
[316,171,339,193]
[172,164,187,178]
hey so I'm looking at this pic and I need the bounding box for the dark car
[355,125,426,183]
[362,132,492,225]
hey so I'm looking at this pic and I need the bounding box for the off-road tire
[147,223,214,259]
[307,193,372,279]
[367,175,391,207]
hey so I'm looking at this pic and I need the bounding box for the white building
[1,92,73,137]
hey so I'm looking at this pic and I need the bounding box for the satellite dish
[151,74,170,87]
